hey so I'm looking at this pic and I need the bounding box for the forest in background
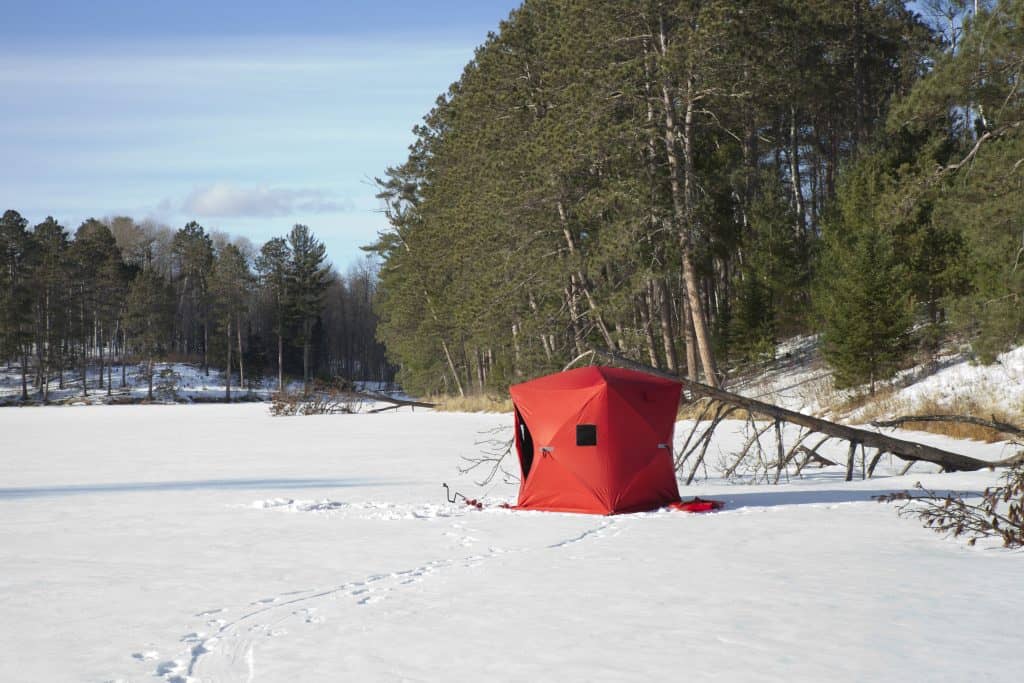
[3,1,1022,403]
[370,0,1023,397]
[0,213,393,401]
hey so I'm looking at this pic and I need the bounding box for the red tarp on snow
[509,366,684,515]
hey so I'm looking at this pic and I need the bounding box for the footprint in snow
[302,608,325,624]
[131,650,159,662]
[194,608,225,617]
[155,659,183,676]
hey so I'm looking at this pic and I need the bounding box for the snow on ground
[894,345,1024,413]
[0,363,399,407]
[1,404,1021,682]
[726,335,834,414]
[727,339,1024,425]
[0,362,279,404]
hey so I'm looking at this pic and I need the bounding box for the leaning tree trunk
[596,350,1020,473]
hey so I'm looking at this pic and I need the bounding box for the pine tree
[0,210,35,399]
[255,237,292,391]
[210,243,252,399]
[68,219,124,396]
[30,217,70,401]
[171,222,215,373]
[125,268,174,400]
[287,225,331,390]
[818,153,914,392]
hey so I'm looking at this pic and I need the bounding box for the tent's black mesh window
[576,424,598,446]
[517,410,535,479]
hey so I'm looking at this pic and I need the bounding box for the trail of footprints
[148,555,477,679]
[143,516,622,681]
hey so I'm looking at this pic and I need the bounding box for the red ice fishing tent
[509,366,683,514]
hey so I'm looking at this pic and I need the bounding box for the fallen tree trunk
[870,414,1024,439]
[361,392,436,413]
[592,350,1019,472]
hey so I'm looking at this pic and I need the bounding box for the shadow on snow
[0,478,396,500]
[718,487,983,511]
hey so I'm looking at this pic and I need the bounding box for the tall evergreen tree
[287,224,331,390]
[30,217,70,401]
[255,237,292,391]
[0,210,35,399]
[818,151,914,392]
[125,268,174,400]
[171,221,215,373]
[210,243,253,399]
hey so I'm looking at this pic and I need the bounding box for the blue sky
[0,1,520,269]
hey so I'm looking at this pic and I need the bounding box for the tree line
[370,0,947,396]
[0,213,393,401]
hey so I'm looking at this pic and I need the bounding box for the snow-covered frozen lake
[2,404,1021,682]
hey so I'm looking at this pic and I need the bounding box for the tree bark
[682,294,698,382]
[81,296,88,397]
[440,337,465,397]
[20,350,28,400]
[639,289,660,368]
[789,105,807,236]
[557,200,615,351]
[277,332,284,392]
[121,330,127,388]
[98,321,105,390]
[203,319,209,376]
[511,323,523,379]
[656,51,718,385]
[527,292,553,363]
[302,321,310,393]
[656,279,679,374]
[226,319,232,401]
[564,285,586,359]
[236,313,245,391]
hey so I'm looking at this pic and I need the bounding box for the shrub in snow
[154,367,181,402]
[269,379,362,416]
[877,462,1024,548]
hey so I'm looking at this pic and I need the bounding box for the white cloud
[179,183,353,218]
